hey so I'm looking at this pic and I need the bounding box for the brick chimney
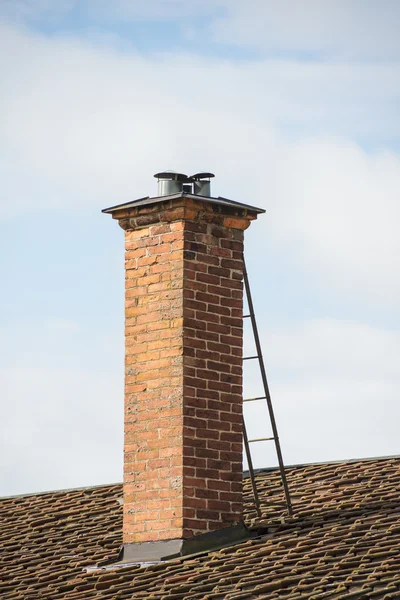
[103,172,264,561]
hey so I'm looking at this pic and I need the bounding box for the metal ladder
[242,260,293,517]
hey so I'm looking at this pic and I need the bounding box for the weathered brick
[106,196,258,544]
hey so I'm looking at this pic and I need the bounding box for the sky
[1,0,399,496]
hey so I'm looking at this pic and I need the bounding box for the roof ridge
[0,481,122,501]
[244,453,400,477]
[2,454,400,501]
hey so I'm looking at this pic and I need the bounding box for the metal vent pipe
[154,171,187,196]
[154,171,215,197]
[192,172,214,197]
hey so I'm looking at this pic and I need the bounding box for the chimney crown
[102,171,265,220]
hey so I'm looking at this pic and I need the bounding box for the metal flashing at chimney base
[117,522,253,564]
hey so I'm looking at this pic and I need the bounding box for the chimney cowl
[154,170,188,197]
[154,170,215,197]
[191,172,215,197]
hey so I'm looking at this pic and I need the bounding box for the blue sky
[1,0,400,496]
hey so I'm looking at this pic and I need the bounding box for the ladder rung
[243,396,267,403]
[242,259,293,517]
[243,314,252,318]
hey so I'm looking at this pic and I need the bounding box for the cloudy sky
[1,0,399,496]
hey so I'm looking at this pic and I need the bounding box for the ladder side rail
[243,419,262,517]
[243,260,293,517]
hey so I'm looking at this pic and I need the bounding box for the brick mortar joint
[117,202,254,231]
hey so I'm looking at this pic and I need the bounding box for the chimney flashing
[116,522,254,564]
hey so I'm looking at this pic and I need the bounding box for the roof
[101,192,265,216]
[1,456,400,599]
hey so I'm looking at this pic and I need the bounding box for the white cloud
[244,319,400,468]
[0,365,123,495]
[263,319,400,379]
[87,0,219,21]
[0,320,123,496]
[263,138,400,304]
[0,23,399,297]
[77,1,400,60]
[0,0,76,23]
[2,1,400,62]
[210,0,400,60]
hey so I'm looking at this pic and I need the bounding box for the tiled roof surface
[1,457,400,599]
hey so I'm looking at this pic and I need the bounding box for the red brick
[108,200,254,544]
